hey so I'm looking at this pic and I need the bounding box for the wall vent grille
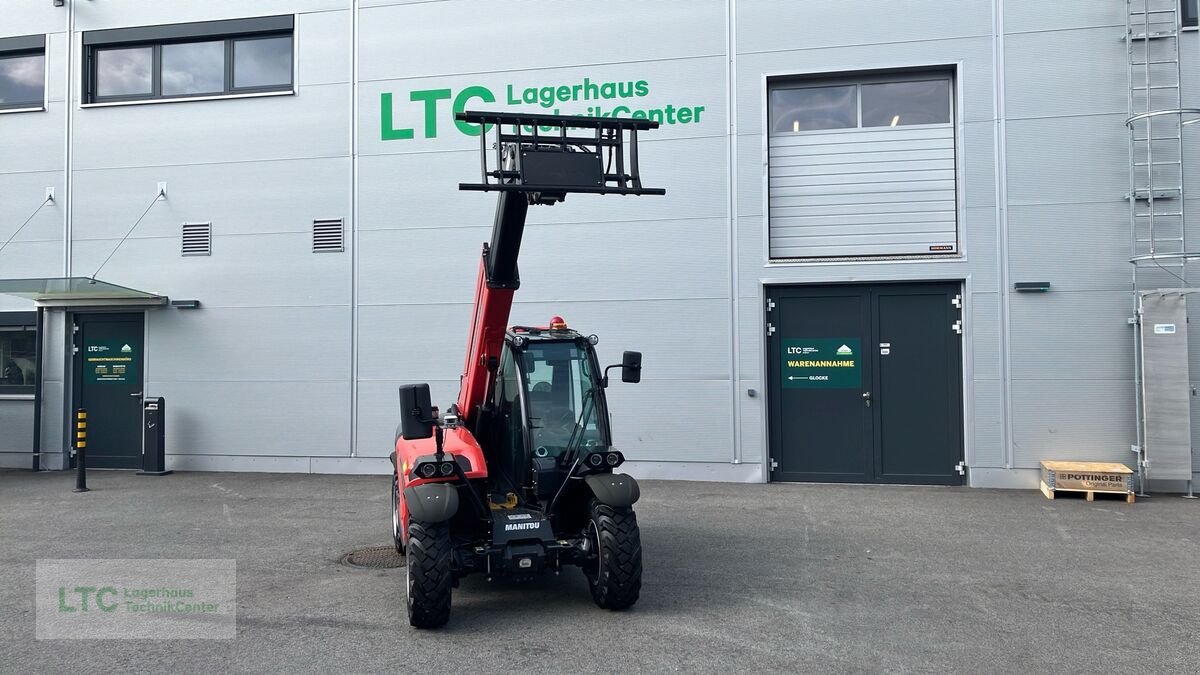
[181,222,212,256]
[313,218,344,253]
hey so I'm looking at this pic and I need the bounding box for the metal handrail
[1129,251,1200,263]
[1125,108,1200,126]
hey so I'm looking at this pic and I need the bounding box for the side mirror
[398,383,434,440]
[620,351,642,384]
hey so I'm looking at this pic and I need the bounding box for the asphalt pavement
[0,469,1197,673]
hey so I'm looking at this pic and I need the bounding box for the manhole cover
[341,545,406,569]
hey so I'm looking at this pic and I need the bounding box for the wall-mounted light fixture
[1014,282,1051,293]
[170,299,201,309]
[53,0,65,7]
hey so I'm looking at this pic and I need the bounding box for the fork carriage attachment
[457,109,666,203]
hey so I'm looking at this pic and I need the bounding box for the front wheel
[583,501,642,610]
[406,520,452,628]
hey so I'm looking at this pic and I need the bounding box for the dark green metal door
[74,313,144,470]
[768,283,963,485]
[767,286,873,482]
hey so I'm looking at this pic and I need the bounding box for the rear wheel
[406,520,452,628]
[390,475,404,554]
[583,501,642,610]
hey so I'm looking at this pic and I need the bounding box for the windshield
[521,341,603,456]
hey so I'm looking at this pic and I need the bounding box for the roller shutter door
[768,74,957,259]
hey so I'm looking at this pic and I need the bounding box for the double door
[767,283,963,485]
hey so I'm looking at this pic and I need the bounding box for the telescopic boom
[451,110,664,424]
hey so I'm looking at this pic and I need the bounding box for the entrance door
[767,283,963,485]
[74,313,145,469]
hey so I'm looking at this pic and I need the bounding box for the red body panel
[393,425,487,545]
[394,251,512,545]
[456,255,514,423]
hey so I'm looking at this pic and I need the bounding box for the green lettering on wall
[380,77,710,140]
[410,88,452,138]
[379,93,414,140]
[453,86,497,136]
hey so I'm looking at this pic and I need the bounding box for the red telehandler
[391,110,664,628]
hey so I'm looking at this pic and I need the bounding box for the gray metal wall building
[2,0,1199,489]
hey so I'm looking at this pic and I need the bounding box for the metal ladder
[1125,0,1200,498]
[1126,0,1190,285]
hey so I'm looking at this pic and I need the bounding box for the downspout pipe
[31,306,44,471]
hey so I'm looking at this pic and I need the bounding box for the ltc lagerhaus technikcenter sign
[379,77,708,140]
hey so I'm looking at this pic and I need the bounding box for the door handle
[862,391,871,408]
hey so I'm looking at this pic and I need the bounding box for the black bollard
[73,409,89,493]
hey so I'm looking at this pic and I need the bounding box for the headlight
[588,453,604,467]
[606,452,620,466]
[411,453,464,480]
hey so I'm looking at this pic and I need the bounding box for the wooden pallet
[1040,480,1135,503]
[1039,460,1134,504]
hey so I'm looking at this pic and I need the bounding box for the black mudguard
[403,483,460,523]
[584,473,640,508]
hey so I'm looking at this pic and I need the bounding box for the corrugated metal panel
[358,0,724,81]
[149,380,350,458]
[1011,379,1133,469]
[1004,27,1126,119]
[70,157,350,239]
[768,126,957,258]
[971,379,1005,469]
[1139,292,1193,481]
[735,0,991,55]
[1008,291,1132,381]
[0,400,34,455]
[68,234,349,309]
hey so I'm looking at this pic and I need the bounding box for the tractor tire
[390,474,404,554]
[584,500,642,610]
[406,520,452,628]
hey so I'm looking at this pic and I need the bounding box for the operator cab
[514,321,608,459]
[483,317,632,505]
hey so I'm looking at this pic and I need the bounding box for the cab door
[488,345,529,489]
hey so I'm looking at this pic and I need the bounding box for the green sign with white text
[781,338,861,389]
[84,340,138,384]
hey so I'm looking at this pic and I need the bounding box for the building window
[859,80,951,127]
[0,35,46,112]
[83,15,293,104]
[767,71,957,259]
[0,315,36,395]
[770,85,857,132]
[1186,0,1198,28]
[770,77,951,133]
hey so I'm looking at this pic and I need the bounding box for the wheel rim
[588,519,602,580]
[391,477,401,545]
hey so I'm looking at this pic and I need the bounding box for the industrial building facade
[2,0,1199,490]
